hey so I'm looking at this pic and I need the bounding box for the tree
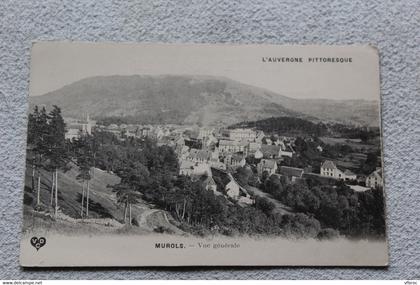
[27,106,49,208]
[281,213,321,238]
[234,166,255,186]
[263,174,283,198]
[361,152,379,175]
[75,135,95,218]
[112,183,142,225]
[45,106,68,216]
[255,197,275,215]
[27,106,39,192]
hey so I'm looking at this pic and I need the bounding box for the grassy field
[320,137,378,152]
[318,136,380,173]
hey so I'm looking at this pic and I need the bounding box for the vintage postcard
[20,42,388,266]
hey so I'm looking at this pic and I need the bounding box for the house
[211,148,220,161]
[201,175,218,193]
[342,169,357,180]
[254,149,263,159]
[184,138,202,150]
[320,160,357,180]
[139,127,152,137]
[229,128,256,142]
[184,128,200,140]
[185,148,225,170]
[122,125,138,138]
[249,142,262,153]
[225,176,241,199]
[280,136,296,143]
[211,168,253,203]
[157,136,176,147]
[155,128,166,139]
[186,149,212,163]
[257,159,278,177]
[202,134,218,148]
[179,160,195,176]
[255,131,265,143]
[175,145,190,160]
[179,160,211,176]
[176,137,185,147]
[303,165,313,174]
[209,160,226,170]
[191,168,223,196]
[218,139,248,154]
[224,154,246,170]
[209,149,226,170]
[366,168,383,188]
[198,128,215,139]
[225,173,252,203]
[261,145,281,159]
[274,140,286,150]
[320,160,338,177]
[348,185,371,192]
[65,126,81,140]
[279,166,304,182]
[280,145,294,158]
[105,123,121,137]
[238,196,254,206]
[65,114,95,140]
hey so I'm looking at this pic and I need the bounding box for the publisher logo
[30,237,46,251]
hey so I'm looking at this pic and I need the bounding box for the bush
[34,204,48,212]
[153,226,175,234]
[131,217,139,227]
[255,197,275,215]
[317,228,340,240]
[281,213,321,238]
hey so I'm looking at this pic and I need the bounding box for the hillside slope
[23,163,182,234]
[29,75,379,126]
[29,75,301,127]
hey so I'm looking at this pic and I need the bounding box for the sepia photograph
[20,42,388,266]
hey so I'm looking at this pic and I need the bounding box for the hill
[231,116,329,136]
[29,75,379,126]
[22,163,182,235]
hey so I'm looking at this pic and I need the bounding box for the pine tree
[27,106,39,192]
[27,106,49,208]
[113,184,142,225]
[45,106,68,216]
[75,134,95,218]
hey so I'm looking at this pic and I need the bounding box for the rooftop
[321,160,337,169]
[259,159,277,169]
[279,166,304,178]
[219,139,248,146]
[261,144,281,155]
[187,149,212,161]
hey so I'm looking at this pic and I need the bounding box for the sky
[29,42,380,101]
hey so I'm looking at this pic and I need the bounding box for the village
[64,115,383,208]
